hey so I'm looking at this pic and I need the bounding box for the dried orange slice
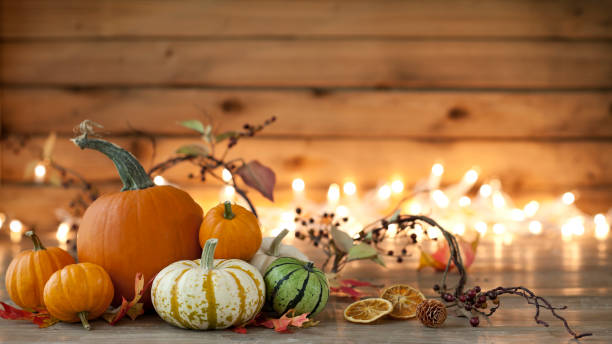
[380,284,425,319]
[343,298,393,323]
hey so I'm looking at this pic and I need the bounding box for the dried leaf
[230,326,248,334]
[103,272,154,325]
[178,120,206,134]
[236,160,276,201]
[330,226,354,253]
[175,144,210,157]
[347,243,377,261]
[418,235,479,272]
[215,131,237,143]
[42,132,57,160]
[340,279,378,288]
[231,310,313,334]
[0,302,59,328]
[202,125,213,143]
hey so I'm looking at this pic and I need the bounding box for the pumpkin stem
[78,311,91,330]
[24,230,45,251]
[71,122,154,191]
[201,238,218,270]
[267,229,289,257]
[223,201,235,220]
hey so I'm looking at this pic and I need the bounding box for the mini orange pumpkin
[72,125,203,306]
[199,201,262,260]
[5,230,75,309]
[43,262,114,330]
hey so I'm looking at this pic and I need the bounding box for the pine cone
[416,299,447,328]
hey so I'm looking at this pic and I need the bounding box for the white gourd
[250,229,310,274]
[151,238,265,330]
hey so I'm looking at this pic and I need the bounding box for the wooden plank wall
[1,0,612,231]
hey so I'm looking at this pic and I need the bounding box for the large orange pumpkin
[5,230,75,309]
[73,131,203,306]
[199,201,262,260]
[43,262,114,330]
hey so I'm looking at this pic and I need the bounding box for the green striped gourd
[264,257,329,317]
[151,239,265,330]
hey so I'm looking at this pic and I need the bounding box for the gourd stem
[78,311,91,331]
[267,229,289,257]
[24,231,45,251]
[201,238,218,270]
[71,131,154,191]
[223,201,235,220]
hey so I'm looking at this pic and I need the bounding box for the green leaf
[371,254,386,267]
[331,226,354,253]
[178,120,206,134]
[388,209,400,223]
[347,243,378,261]
[42,132,56,160]
[176,144,209,157]
[215,131,237,143]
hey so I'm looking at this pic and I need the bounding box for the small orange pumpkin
[43,262,114,330]
[199,201,262,260]
[5,230,75,309]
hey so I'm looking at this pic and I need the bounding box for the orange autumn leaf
[103,272,154,325]
[418,235,479,272]
[231,310,317,334]
[0,302,59,328]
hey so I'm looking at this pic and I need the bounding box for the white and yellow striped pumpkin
[151,238,265,330]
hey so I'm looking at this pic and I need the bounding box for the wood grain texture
[3,41,611,88]
[1,0,611,39]
[1,184,611,232]
[3,89,612,138]
[0,234,610,343]
[3,136,612,189]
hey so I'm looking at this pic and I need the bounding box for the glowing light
[34,163,46,182]
[292,178,305,192]
[561,223,573,240]
[153,175,166,185]
[479,184,492,198]
[9,220,23,233]
[222,168,232,182]
[56,222,70,243]
[503,233,514,245]
[492,192,506,208]
[463,169,478,184]
[459,196,471,207]
[594,214,610,240]
[428,227,441,240]
[327,183,340,203]
[510,208,525,221]
[571,217,584,236]
[413,224,424,241]
[223,186,235,200]
[492,223,505,235]
[336,205,350,218]
[377,185,392,200]
[474,221,487,235]
[343,182,357,196]
[391,180,404,194]
[409,202,422,214]
[431,190,449,208]
[452,223,466,236]
[0,213,5,228]
[523,201,539,217]
[277,211,296,232]
[387,223,398,237]
[431,163,444,177]
[528,220,542,235]
[562,192,575,205]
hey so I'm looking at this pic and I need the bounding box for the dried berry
[470,317,480,327]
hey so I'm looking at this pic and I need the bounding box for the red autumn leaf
[330,286,364,301]
[103,272,155,325]
[0,302,59,328]
[340,279,378,288]
[236,160,276,201]
[418,235,479,272]
[230,310,315,334]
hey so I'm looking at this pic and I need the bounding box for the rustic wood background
[1,0,612,231]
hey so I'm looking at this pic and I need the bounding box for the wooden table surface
[0,234,610,343]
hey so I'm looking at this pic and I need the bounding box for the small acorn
[416,299,447,328]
